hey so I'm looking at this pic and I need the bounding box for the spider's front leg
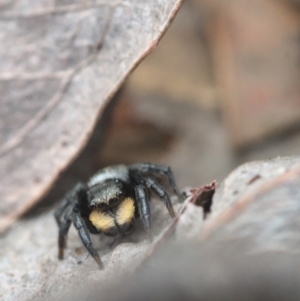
[57,206,103,269]
[54,182,86,227]
[55,183,92,262]
[129,170,152,234]
[130,162,182,198]
[57,206,73,260]
[72,211,104,269]
[135,184,151,233]
[144,177,175,218]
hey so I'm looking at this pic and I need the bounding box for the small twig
[142,182,216,262]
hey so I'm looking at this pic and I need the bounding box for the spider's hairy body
[88,165,129,187]
[54,163,181,269]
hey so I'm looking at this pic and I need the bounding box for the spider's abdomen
[89,197,136,235]
[88,165,129,187]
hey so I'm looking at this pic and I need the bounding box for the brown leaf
[0,0,184,233]
[0,197,182,301]
[201,156,300,253]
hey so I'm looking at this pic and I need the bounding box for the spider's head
[87,179,136,233]
[87,179,126,210]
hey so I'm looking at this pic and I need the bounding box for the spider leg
[54,182,86,226]
[55,182,94,265]
[58,206,73,260]
[72,212,103,269]
[145,177,175,218]
[130,163,181,197]
[135,184,151,234]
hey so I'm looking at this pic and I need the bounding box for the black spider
[54,162,181,269]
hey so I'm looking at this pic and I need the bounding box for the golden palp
[116,197,135,226]
[89,210,115,231]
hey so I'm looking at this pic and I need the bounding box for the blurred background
[92,0,300,188]
[2,2,300,299]
[42,0,300,203]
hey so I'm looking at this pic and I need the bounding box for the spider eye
[117,191,124,197]
[109,197,119,206]
[98,203,108,210]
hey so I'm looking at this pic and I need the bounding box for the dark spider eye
[117,190,124,197]
[109,197,119,206]
[98,203,108,210]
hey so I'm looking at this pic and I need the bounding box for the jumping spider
[54,163,181,269]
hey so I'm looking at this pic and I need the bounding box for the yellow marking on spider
[116,197,135,225]
[89,210,115,231]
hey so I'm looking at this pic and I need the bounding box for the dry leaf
[3,154,300,300]
[202,156,300,253]
[0,0,184,233]
[0,197,182,301]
